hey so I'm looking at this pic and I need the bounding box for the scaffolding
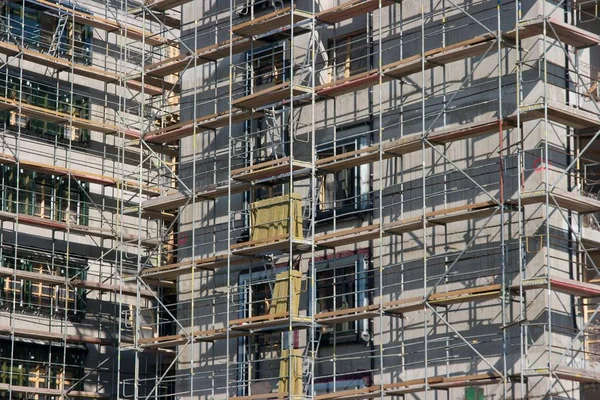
[2,0,600,398]
[120,0,600,399]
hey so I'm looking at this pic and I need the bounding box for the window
[1,167,90,226]
[238,0,291,17]
[237,268,288,397]
[0,71,91,144]
[0,251,87,318]
[314,373,370,395]
[250,44,288,91]
[2,3,93,65]
[316,131,370,220]
[0,340,85,394]
[314,254,368,341]
[328,30,368,81]
[465,387,485,400]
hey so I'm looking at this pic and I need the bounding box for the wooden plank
[0,210,159,247]
[520,275,600,297]
[146,38,265,77]
[0,152,159,196]
[315,304,380,325]
[231,236,311,256]
[0,266,154,298]
[0,42,161,95]
[316,0,397,24]
[233,82,313,109]
[384,34,496,80]
[315,69,387,98]
[384,217,426,235]
[554,365,600,382]
[234,392,290,400]
[142,182,250,211]
[144,110,262,143]
[0,95,140,138]
[428,285,502,306]
[383,296,424,315]
[315,224,381,248]
[317,145,379,173]
[0,325,112,346]
[0,383,109,398]
[231,157,312,182]
[19,0,168,46]
[505,17,600,48]
[230,311,289,326]
[316,386,380,400]
[144,0,191,12]
[512,189,600,213]
[509,102,600,129]
[233,7,311,38]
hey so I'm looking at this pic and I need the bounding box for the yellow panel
[250,193,303,242]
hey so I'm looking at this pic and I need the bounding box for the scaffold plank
[144,0,190,12]
[0,384,109,398]
[315,304,380,325]
[146,37,265,77]
[139,327,247,348]
[554,366,600,382]
[144,110,263,143]
[0,95,141,138]
[0,265,155,298]
[138,253,249,281]
[315,224,381,248]
[428,284,502,306]
[0,41,162,95]
[12,0,169,46]
[384,33,496,80]
[512,189,600,213]
[231,157,312,182]
[231,236,313,256]
[142,182,251,211]
[527,366,600,383]
[0,325,112,346]
[520,275,600,297]
[0,210,159,247]
[317,145,379,173]
[232,6,312,39]
[315,69,387,98]
[506,17,600,48]
[509,102,600,129]
[316,0,398,24]
[233,82,313,110]
[230,312,312,331]
[0,152,160,197]
[234,392,290,400]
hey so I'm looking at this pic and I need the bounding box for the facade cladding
[3,0,600,399]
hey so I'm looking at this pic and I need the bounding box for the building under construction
[2,0,600,398]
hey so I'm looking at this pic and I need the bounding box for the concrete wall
[176,0,600,399]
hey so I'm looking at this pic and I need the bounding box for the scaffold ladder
[49,14,69,56]
[303,326,322,395]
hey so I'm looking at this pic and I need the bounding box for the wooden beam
[0,42,162,95]
[0,152,159,197]
[16,0,169,46]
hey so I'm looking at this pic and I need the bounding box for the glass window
[315,255,367,337]
[328,31,369,81]
[0,252,87,317]
[316,131,370,219]
[0,166,90,226]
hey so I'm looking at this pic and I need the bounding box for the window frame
[316,131,370,221]
[328,29,369,82]
[0,251,87,317]
[311,254,368,343]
